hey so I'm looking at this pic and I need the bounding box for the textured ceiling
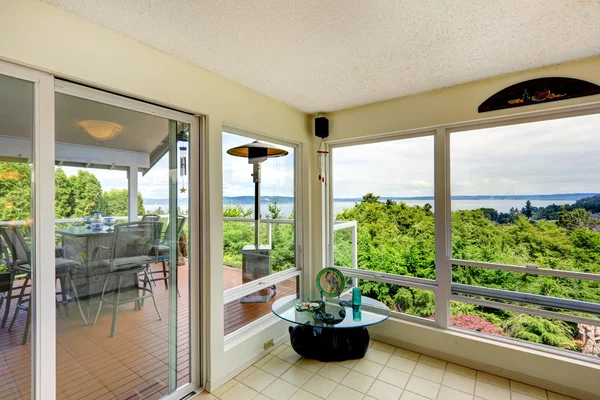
[44,0,600,113]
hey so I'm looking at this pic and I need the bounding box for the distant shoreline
[217,193,597,204]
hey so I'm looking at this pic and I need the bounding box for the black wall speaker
[315,116,329,139]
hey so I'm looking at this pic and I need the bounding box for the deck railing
[0,215,170,226]
[222,217,358,275]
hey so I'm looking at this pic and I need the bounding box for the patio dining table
[55,226,139,309]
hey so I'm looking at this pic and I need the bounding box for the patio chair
[1,226,87,345]
[91,221,162,337]
[141,214,161,222]
[0,228,32,329]
[147,215,187,290]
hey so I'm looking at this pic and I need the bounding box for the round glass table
[271,293,391,361]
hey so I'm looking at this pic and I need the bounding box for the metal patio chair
[1,226,87,345]
[0,231,31,329]
[141,214,161,222]
[147,215,187,290]
[92,221,162,337]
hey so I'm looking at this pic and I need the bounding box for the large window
[330,112,600,362]
[331,135,436,320]
[222,131,300,336]
[449,114,600,358]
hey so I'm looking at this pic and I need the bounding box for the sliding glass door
[0,59,201,399]
[52,82,197,399]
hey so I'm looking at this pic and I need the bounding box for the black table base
[288,325,370,362]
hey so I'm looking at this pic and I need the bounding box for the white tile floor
[195,340,579,400]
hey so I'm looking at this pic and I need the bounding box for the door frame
[54,80,205,398]
[0,59,56,400]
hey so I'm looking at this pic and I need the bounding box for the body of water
[217,198,583,220]
[333,199,574,216]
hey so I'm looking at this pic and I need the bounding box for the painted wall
[318,55,600,399]
[326,55,600,141]
[0,0,312,390]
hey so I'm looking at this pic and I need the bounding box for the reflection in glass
[224,277,298,336]
[53,92,191,398]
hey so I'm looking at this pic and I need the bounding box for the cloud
[332,113,600,198]
[223,132,295,197]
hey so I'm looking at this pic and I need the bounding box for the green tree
[478,207,498,222]
[100,189,145,217]
[504,314,578,350]
[69,170,102,217]
[522,200,534,219]
[0,162,32,221]
[362,193,380,203]
[55,167,74,219]
[557,208,593,231]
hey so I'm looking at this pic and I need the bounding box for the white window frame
[0,59,56,400]
[326,100,600,364]
[327,131,440,326]
[222,126,304,341]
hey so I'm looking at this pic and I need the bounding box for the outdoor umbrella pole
[253,162,261,248]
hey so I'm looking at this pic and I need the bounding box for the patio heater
[226,140,288,302]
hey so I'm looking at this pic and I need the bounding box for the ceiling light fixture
[78,120,123,141]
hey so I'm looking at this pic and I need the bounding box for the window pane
[450,300,599,358]
[450,113,600,360]
[451,114,600,274]
[54,93,191,397]
[358,279,435,320]
[0,73,34,400]
[224,277,298,336]
[222,131,296,292]
[332,136,435,279]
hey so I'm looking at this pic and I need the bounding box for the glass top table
[272,292,391,361]
[271,293,391,329]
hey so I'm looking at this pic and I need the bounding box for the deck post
[128,166,139,221]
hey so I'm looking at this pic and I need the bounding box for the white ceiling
[45,0,600,113]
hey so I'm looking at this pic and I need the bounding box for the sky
[61,150,186,200]
[333,113,600,198]
[222,132,295,198]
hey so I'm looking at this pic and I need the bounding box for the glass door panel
[53,89,192,398]
[0,73,34,399]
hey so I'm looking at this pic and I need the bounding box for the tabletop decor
[478,77,600,113]
[83,215,93,229]
[103,217,116,231]
[316,267,345,297]
[294,299,324,312]
[91,212,104,230]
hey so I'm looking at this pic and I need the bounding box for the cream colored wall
[0,0,312,390]
[327,55,600,141]
[318,56,600,399]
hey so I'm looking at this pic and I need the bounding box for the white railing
[333,220,358,270]
[222,217,294,247]
[222,217,359,274]
[0,215,169,226]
